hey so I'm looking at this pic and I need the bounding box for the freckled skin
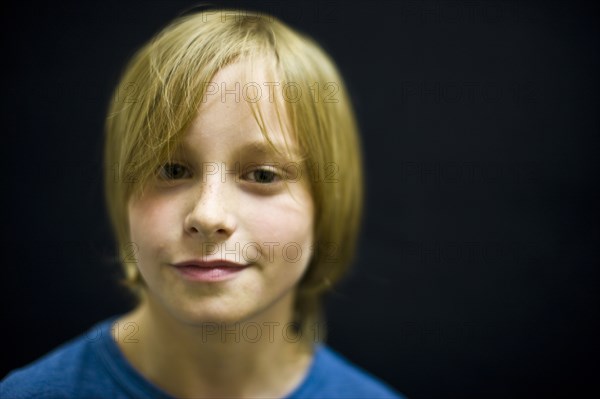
[127,62,315,327]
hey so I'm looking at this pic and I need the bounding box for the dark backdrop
[2,1,599,398]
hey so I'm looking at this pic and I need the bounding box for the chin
[164,297,260,327]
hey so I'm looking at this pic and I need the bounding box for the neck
[114,292,314,399]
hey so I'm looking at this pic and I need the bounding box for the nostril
[190,227,199,233]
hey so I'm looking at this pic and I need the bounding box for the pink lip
[171,260,249,282]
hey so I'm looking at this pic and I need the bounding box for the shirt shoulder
[289,345,407,399]
[0,317,137,399]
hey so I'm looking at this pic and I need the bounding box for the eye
[243,167,280,184]
[157,163,191,180]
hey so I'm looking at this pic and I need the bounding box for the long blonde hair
[104,8,363,342]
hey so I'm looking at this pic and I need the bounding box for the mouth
[171,259,250,282]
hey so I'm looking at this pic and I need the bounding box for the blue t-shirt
[2,315,405,398]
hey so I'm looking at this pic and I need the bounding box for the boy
[2,8,404,399]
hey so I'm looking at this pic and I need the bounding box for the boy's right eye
[157,163,191,180]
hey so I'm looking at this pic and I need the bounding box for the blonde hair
[104,8,363,342]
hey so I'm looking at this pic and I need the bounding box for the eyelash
[156,163,282,184]
[157,163,191,180]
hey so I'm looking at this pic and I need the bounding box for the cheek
[241,192,314,269]
[128,196,179,258]
[244,196,313,244]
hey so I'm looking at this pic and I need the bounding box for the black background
[2,1,599,398]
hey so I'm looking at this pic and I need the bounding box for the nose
[184,176,237,241]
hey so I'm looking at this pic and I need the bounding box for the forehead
[182,60,299,159]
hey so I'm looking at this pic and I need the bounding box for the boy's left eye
[244,168,280,184]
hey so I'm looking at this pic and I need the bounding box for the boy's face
[127,62,314,326]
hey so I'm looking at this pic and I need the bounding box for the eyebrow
[241,140,298,158]
[176,139,302,162]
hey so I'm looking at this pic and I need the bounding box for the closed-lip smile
[173,259,248,268]
[171,259,250,282]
